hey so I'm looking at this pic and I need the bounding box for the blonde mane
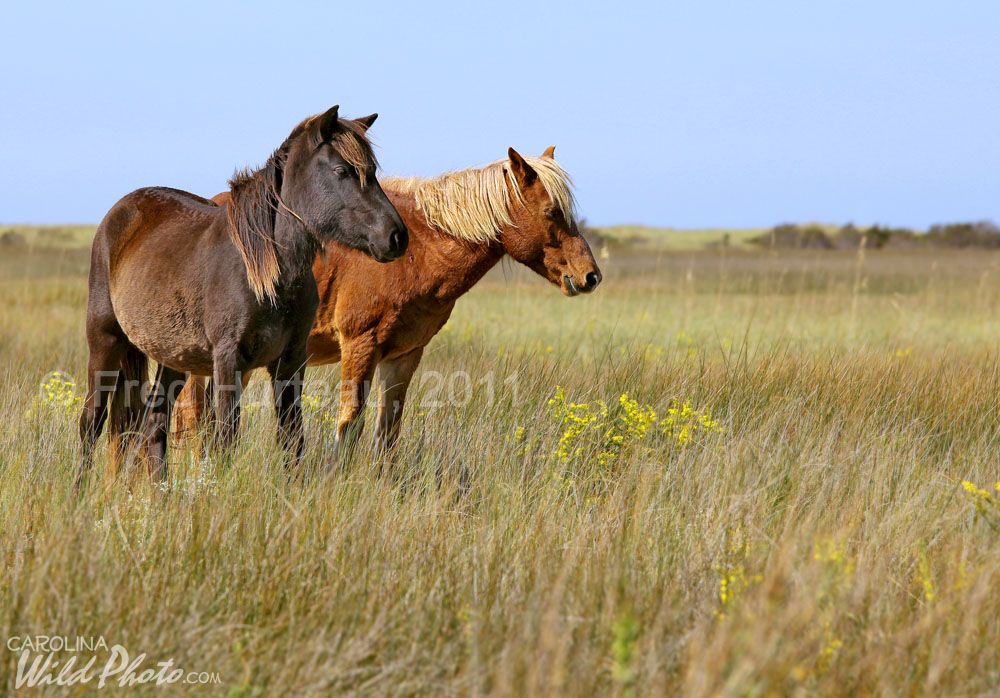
[381,155,576,244]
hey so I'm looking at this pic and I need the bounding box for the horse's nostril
[585,271,600,289]
[389,228,406,253]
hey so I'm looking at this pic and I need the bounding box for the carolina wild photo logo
[7,635,221,689]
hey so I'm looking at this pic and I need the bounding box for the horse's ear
[508,147,537,187]
[355,113,378,131]
[542,145,556,159]
[317,105,340,142]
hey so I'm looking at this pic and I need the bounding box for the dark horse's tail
[107,344,149,475]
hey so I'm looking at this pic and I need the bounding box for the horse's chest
[236,323,291,368]
[235,292,316,366]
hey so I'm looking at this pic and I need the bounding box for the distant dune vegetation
[4,220,1000,253]
[587,220,1000,251]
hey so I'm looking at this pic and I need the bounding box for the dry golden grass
[3,246,1000,696]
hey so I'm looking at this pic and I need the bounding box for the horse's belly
[305,330,341,366]
[110,285,214,375]
[378,307,450,360]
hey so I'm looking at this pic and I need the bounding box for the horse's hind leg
[79,230,148,491]
[374,347,424,461]
[143,365,186,482]
[77,328,128,490]
[171,375,211,454]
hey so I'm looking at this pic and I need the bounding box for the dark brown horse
[79,106,407,486]
[174,146,600,459]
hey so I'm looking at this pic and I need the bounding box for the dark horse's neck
[226,161,322,303]
[273,216,322,288]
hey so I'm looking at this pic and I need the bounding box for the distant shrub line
[6,221,999,253]
[750,221,1000,250]
[0,224,97,249]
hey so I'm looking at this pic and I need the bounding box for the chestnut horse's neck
[440,235,506,302]
[387,189,506,303]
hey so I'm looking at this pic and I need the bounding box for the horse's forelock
[331,120,379,188]
[299,113,378,188]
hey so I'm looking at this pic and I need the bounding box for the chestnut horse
[78,106,408,487]
[174,146,600,457]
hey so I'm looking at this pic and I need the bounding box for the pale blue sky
[2,1,998,229]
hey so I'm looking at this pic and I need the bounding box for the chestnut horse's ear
[508,147,537,188]
[542,145,556,159]
[317,105,340,142]
[354,113,378,131]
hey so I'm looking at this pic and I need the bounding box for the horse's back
[96,187,232,374]
[94,187,222,273]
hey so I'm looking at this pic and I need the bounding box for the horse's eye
[333,166,349,178]
[544,207,558,220]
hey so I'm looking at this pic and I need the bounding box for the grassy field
[3,244,1000,696]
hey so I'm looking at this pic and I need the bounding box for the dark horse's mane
[226,115,377,302]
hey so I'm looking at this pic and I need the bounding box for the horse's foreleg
[269,352,307,467]
[211,348,241,454]
[143,365,186,482]
[334,336,378,462]
[374,347,424,460]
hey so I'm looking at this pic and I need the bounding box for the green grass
[3,248,1000,695]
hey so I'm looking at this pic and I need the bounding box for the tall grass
[2,248,1000,695]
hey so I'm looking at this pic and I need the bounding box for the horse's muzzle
[564,271,602,296]
[371,223,409,262]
